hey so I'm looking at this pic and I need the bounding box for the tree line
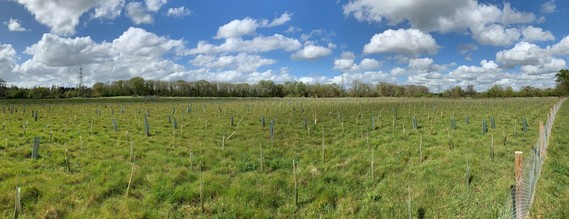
[1,69,568,99]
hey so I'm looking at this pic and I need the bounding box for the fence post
[539,122,545,160]
[515,151,523,219]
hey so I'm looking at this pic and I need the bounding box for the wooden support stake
[515,151,523,219]
[259,143,263,172]
[200,170,205,213]
[13,187,21,219]
[293,159,298,209]
[126,157,135,197]
[321,126,325,162]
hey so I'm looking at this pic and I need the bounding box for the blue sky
[0,0,568,92]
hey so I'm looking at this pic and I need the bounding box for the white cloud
[333,51,356,70]
[112,27,185,57]
[493,37,568,79]
[16,0,98,35]
[408,57,434,70]
[471,24,520,46]
[126,2,153,24]
[521,26,555,42]
[541,0,556,14]
[166,68,296,84]
[496,42,547,67]
[500,2,535,25]
[145,0,167,12]
[363,28,439,56]
[215,17,258,39]
[286,26,302,34]
[332,51,381,73]
[268,12,292,27]
[24,33,113,67]
[359,58,381,70]
[549,36,569,55]
[4,18,27,32]
[0,44,19,82]
[520,58,566,75]
[290,45,332,60]
[166,6,191,17]
[458,43,478,55]
[190,53,276,73]
[92,0,124,19]
[10,27,187,87]
[214,13,292,39]
[343,0,535,46]
[188,34,302,54]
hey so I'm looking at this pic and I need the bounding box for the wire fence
[498,98,566,219]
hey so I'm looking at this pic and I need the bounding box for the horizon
[1,0,568,92]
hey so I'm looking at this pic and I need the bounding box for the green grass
[531,100,569,218]
[0,97,562,218]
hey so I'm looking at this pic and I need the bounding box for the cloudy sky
[0,0,568,91]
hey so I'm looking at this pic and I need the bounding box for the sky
[0,0,568,92]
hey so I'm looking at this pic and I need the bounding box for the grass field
[531,100,569,218]
[0,97,562,218]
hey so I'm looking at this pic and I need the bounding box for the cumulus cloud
[145,0,168,12]
[112,27,185,57]
[458,44,478,55]
[0,44,19,82]
[166,6,191,17]
[24,34,113,67]
[363,28,439,56]
[550,36,569,55]
[126,2,153,24]
[215,17,259,39]
[405,36,569,91]
[92,0,124,19]
[290,45,332,60]
[16,0,98,35]
[268,12,292,27]
[500,2,535,25]
[471,24,521,46]
[520,58,565,75]
[188,34,301,54]
[9,27,187,87]
[214,13,292,39]
[521,26,555,42]
[343,0,536,46]
[333,51,381,72]
[541,0,556,14]
[165,68,297,84]
[4,18,28,32]
[190,53,276,73]
[496,42,545,67]
[332,51,356,70]
[494,38,567,76]
[359,58,381,70]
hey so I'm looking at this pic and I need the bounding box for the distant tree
[465,85,477,97]
[404,85,430,97]
[129,77,147,96]
[5,86,27,99]
[92,82,108,97]
[443,86,464,98]
[486,85,505,97]
[556,69,569,95]
[503,86,514,97]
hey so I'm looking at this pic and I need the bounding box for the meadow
[0,97,563,218]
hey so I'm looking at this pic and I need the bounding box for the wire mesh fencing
[498,98,565,219]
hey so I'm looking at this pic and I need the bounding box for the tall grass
[0,97,561,218]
